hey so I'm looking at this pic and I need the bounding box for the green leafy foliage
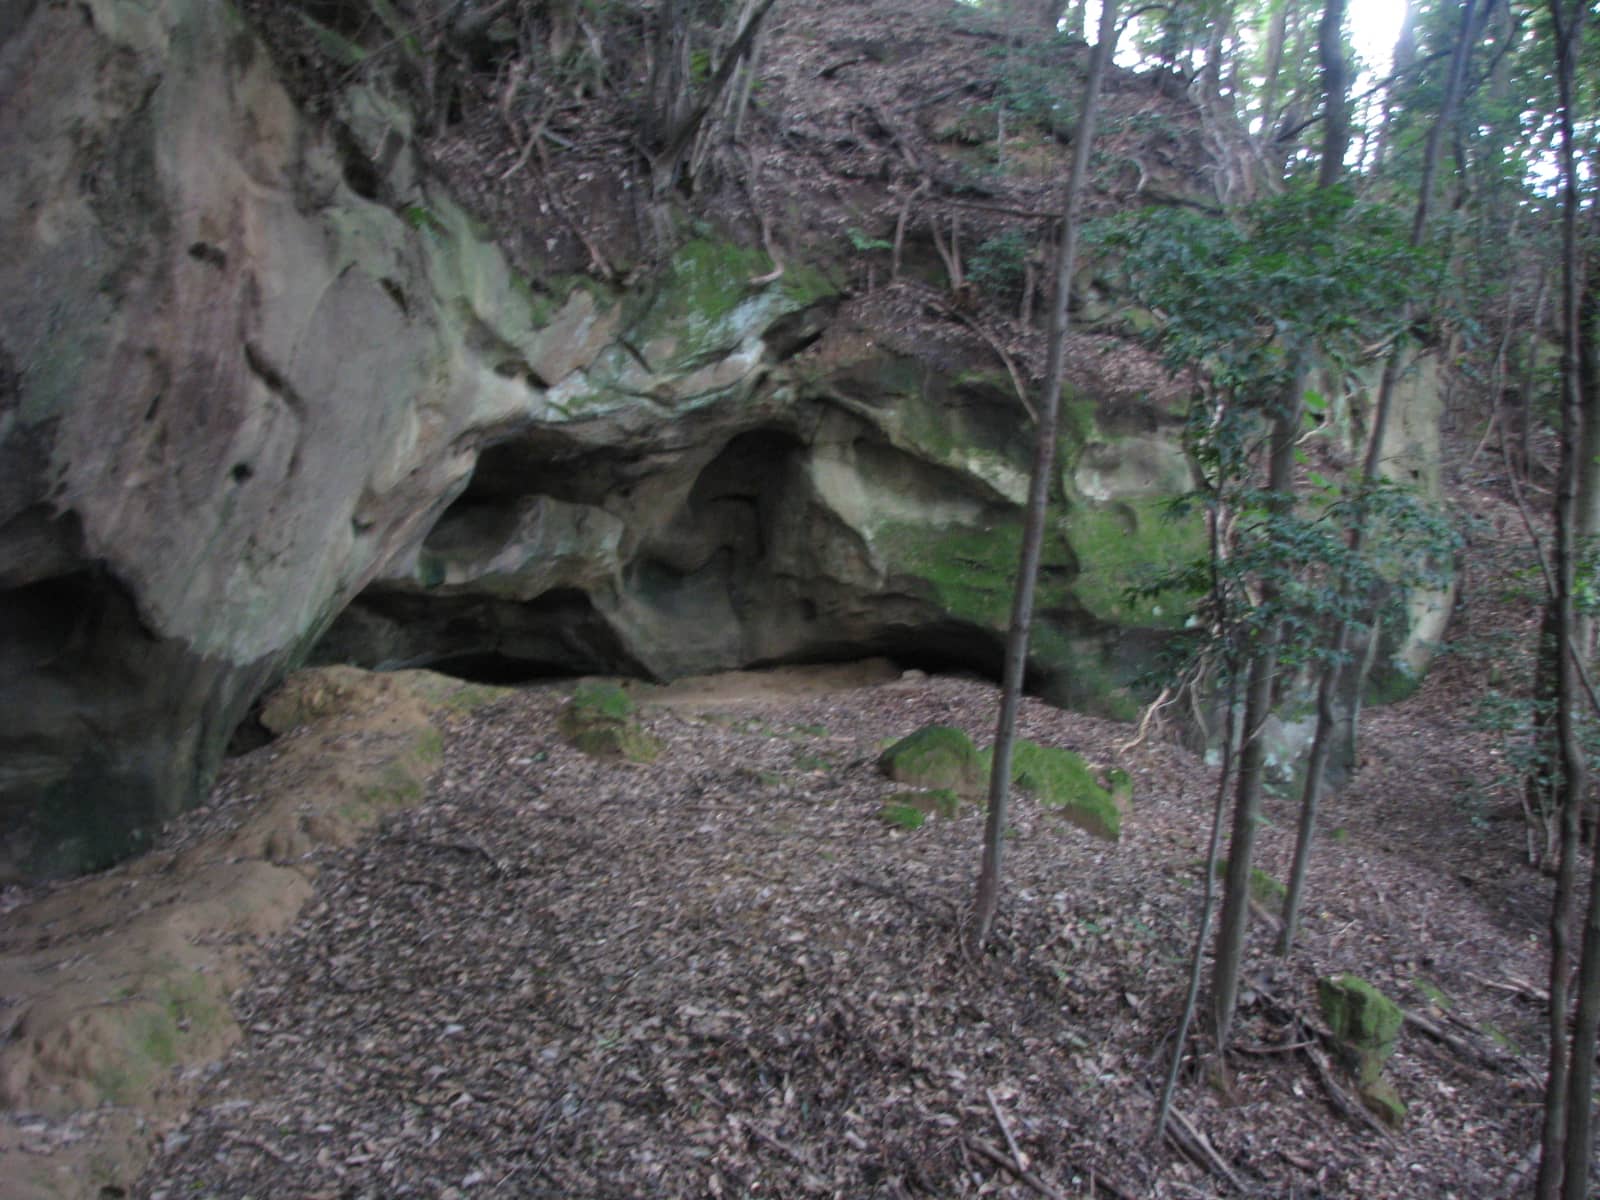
[968,230,1032,297]
[1094,184,1432,400]
[846,227,893,253]
[984,38,1078,138]
[1095,183,1459,695]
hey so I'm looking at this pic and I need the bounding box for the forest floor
[56,436,1554,1200]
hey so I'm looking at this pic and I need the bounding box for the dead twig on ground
[1464,970,1548,1004]
[1299,1031,1398,1143]
[986,1087,1029,1172]
[1164,1105,1254,1194]
[964,1134,1068,1200]
[1403,1008,1541,1084]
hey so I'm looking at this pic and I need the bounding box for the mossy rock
[1358,1075,1407,1128]
[1318,973,1403,1086]
[878,726,981,793]
[1007,739,1124,841]
[557,682,660,763]
[878,788,962,830]
[569,680,635,720]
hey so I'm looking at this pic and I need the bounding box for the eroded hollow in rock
[762,620,1010,685]
[307,421,1044,695]
[311,587,649,682]
[2,565,268,877]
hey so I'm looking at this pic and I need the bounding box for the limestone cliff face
[0,0,1446,880]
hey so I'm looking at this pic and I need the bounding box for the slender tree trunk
[1573,240,1600,657]
[1155,519,1243,1140]
[1259,0,1290,137]
[971,0,1121,952]
[1314,0,1347,189]
[1065,0,1085,40]
[1277,0,1478,955]
[648,0,693,151]
[1211,0,1353,1040]
[650,0,781,196]
[1519,272,1551,485]
[1201,4,1232,104]
[1210,352,1305,1054]
[1537,5,1588,1194]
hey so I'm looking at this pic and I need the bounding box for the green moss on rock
[880,802,927,830]
[878,726,981,793]
[557,682,660,763]
[1319,973,1403,1086]
[1008,739,1124,841]
[1359,1076,1407,1128]
[570,680,634,720]
[1065,496,1205,628]
[879,518,1076,634]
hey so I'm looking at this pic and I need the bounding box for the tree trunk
[650,0,781,197]
[1213,0,1354,1035]
[647,0,693,152]
[1314,0,1347,189]
[1517,272,1551,485]
[1259,1,1290,137]
[1574,239,1600,657]
[1370,0,1417,174]
[1156,599,1241,1140]
[971,0,1121,952]
[1537,4,1589,1193]
[1209,352,1305,1054]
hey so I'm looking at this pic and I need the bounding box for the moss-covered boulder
[557,682,661,763]
[1319,973,1403,1082]
[878,726,981,793]
[878,788,963,830]
[1358,1075,1407,1128]
[1319,973,1407,1126]
[1007,740,1126,841]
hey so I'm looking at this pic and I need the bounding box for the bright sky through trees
[1076,0,1406,79]
[1348,0,1405,75]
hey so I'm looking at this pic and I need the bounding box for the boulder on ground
[1008,740,1126,841]
[877,726,981,793]
[558,682,661,763]
[1319,972,1407,1127]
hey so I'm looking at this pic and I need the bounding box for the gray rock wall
[0,0,1449,880]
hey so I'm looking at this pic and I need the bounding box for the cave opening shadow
[755,619,1053,694]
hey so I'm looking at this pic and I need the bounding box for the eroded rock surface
[0,0,1448,880]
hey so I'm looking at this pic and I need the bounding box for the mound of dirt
[0,668,507,1200]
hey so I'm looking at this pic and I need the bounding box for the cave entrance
[308,586,650,683]
[751,619,1042,691]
